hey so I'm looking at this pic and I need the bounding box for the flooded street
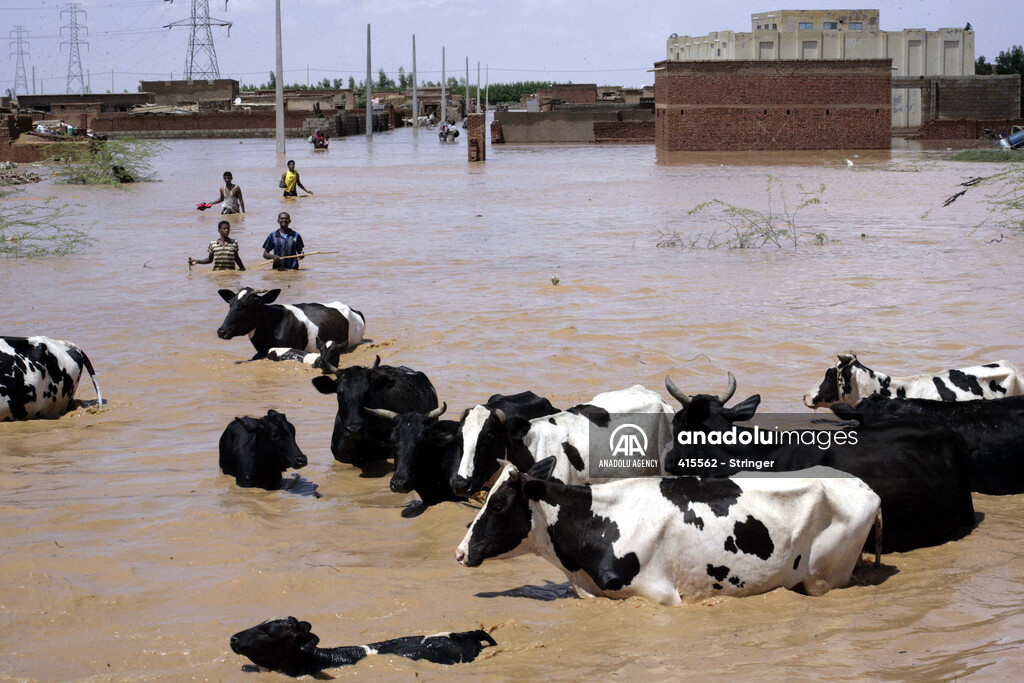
[3,129,1024,680]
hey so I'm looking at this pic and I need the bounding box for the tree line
[241,70,554,104]
[975,45,1024,116]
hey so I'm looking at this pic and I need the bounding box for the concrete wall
[140,79,239,105]
[891,74,1021,128]
[493,110,620,143]
[18,93,151,112]
[89,110,309,135]
[655,59,891,151]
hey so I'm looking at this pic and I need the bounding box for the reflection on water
[2,131,1024,679]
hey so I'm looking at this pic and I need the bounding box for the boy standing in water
[208,171,245,214]
[279,160,312,197]
[262,212,305,270]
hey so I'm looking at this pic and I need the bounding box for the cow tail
[80,350,103,411]
[873,509,883,566]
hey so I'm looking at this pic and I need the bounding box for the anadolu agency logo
[609,423,649,458]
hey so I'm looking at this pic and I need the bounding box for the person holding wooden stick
[262,212,305,270]
[189,220,246,271]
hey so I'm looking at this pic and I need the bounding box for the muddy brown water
[3,131,1024,681]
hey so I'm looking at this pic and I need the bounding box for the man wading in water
[188,220,246,271]
[207,171,245,214]
[279,160,312,197]
[262,212,305,270]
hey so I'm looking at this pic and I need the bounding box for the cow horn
[665,375,690,406]
[493,408,507,424]
[319,352,340,375]
[718,372,737,403]
[371,355,381,370]
[427,402,447,419]
[364,407,399,420]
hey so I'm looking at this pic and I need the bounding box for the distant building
[140,79,240,106]
[666,9,981,128]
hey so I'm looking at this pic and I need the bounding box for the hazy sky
[0,0,1016,95]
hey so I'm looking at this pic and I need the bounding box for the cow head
[240,409,307,470]
[217,288,280,340]
[455,457,558,567]
[451,405,514,496]
[665,373,761,466]
[230,616,320,677]
[314,336,344,371]
[364,403,448,493]
[803,353,880,408]
[312,356,395,438]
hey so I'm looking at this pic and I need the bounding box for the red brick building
[654,59,891,151]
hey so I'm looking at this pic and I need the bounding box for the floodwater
[3,129,1024,681]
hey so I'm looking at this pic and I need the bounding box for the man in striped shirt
[262,212,305,270]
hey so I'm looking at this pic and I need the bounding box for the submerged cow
[264,338,345,370]
[832,394,1024,495]
[219,409,307,490]
[217,287,365,360]
[230,617,496,676]
[456,458,881,605]
[367,403,467,513]
[666,375,975,552]
[451,385,673,496]
[803,353,1024,408]
[312,355,438,465]
[451,391,560,495]
[0,336,102,421]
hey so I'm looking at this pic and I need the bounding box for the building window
[799,22,813,29]
[849,22,863,29]
[824,22,838,30]
[717,48,721,56]
[772,23,777,29]
[756,25,761,30]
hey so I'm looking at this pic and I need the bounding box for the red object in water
[196,203,212,211]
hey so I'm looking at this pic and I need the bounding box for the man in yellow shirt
[279,160,312,198]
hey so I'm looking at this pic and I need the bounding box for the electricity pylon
[164,0,232,80]
[9,26,29,97]
[61,3,88,94]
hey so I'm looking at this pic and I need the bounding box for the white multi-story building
[666,10,975,127]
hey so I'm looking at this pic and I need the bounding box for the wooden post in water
[412,35,418,128]
[441,47,446,125]
[274,0,285,154]
[365,24,372,138]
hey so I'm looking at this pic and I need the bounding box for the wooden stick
[260,250,339,266]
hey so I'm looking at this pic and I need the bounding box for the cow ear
[315,336,324,351]
[260,289,281,304]
[311,375,336,394]
[837,352,856,365]
[522,476,548,501]
[527,455,557,481]
[459,407,471,422]
[725,395,760,422]
[506,417,532,441]
[235,416,261,433]
[218,289,236,303]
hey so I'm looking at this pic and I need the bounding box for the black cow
[449,391,560,496]
[217,287,365,360]
[366,403,467,515]
[312,355,438,465]
[832,395,1024,495]
[665,375,975,553]
[219,410,307,490]
[230,617,496,676]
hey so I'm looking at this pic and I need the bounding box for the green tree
[348,76,356,90]
[377,68,395,89]
[976,55,994,75]
[44,138,164,185]
[268,71,276,88]
[398,66,408,89]
[0,176,88,258]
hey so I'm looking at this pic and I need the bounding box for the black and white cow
[450,391,560,496]
[666,376,975,552]
[456,457,880,605]
[312,355,439,465]
[803,352,1024,408]
[219,409,307,490]
[451,385,674,495]
[832,394,1024,495]
[264,338,345,370]
[0,336,102,421]
[217,287,365,361]
[230,617,496,676]
[365,403,467,514]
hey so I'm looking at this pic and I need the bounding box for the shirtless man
[208,171,245,214]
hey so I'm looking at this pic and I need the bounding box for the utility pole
[163,0,231,80]
[411,34,418,128]
[61,3,88,94]
[440,47,446,125]
[365,24,371,138]
[9,26,29,98]
[465,56,469,116]
[274,0,284,154]
[485,64,489,113]
[477,61,480,113]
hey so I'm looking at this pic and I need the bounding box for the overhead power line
[61,3,88,94]
[9,26,30,97]
[163,0,231,80]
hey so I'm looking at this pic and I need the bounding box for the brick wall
[538,84,597,104]
[594,121,654,143]
[910,117,1024,140]
[89,111,310,134]
[935,75,1021,120]
[466,113,486,162]
[655,59,891,151]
